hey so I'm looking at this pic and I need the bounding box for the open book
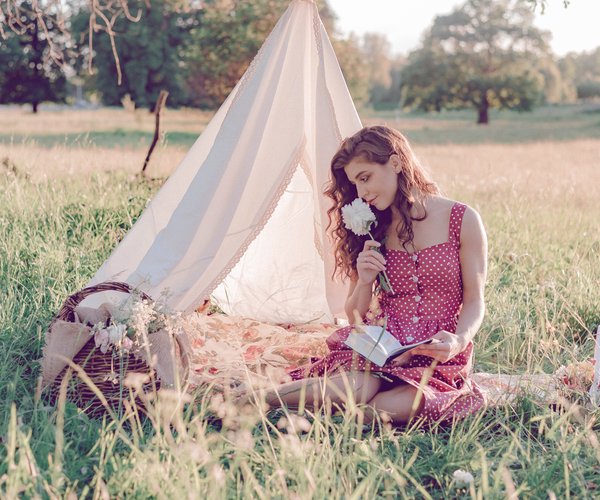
[344,325,434,367]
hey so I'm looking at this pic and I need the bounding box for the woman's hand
[388,350,414,368]
[356,240,386,286]
[409,330,467,363]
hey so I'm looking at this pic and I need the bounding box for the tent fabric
[86,0,362,323]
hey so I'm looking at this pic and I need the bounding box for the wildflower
[229,429,254,451]
[276,414,312,434]
[121,336,134,351]
[94,328,110,353]
[211,464,226,485]
[106,324,127,343]
[90,293,184,356]
[124,372,151,390]
[453,469,474,486]
[178,442,210,465]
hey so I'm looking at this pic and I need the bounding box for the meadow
[1,104,599,498]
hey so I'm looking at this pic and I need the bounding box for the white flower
[121,337,134,351]
[106,324,127,343]
[341,198,377,236]
[94,291,178,356]
[453,469,474,486]
[94,324,128,353]
[164,310,184,336]
[94,328,110,353]
[128,298,156,336]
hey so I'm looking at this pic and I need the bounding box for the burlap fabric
[40,282,192,414]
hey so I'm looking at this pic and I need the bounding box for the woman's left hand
[410,330,467,363]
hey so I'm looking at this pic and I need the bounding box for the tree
[400,0,554,124]
[71,0,199,109]
[1,0,154,74]
[560,47,600,100]
[376,54,407,108]
[182,0,288,109]
[183,0,340,110]
[332,34,370,107]
[361,33,392,106]
[0,1,68,112]
[534,55,575,103]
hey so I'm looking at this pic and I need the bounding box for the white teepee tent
[86,0,362,323]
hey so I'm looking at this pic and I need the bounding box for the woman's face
[343,156,399,211]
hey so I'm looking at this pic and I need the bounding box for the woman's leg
[363,384,426,425]
[244,371,383,410]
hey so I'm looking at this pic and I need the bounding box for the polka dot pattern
[289,203,486,422]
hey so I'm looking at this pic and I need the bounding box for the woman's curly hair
[324,125,439,280]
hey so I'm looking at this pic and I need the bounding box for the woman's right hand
[356,240,386,286]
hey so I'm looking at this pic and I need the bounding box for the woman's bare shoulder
[460,204,486,243]
[431,197,481,217]
[429,197,485,235]
[425,196,460,213]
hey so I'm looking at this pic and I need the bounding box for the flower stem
[367,232,395,294]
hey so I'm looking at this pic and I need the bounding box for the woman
[248,125,487,425]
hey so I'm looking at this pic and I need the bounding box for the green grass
[364,103,600,144]
[0,130,201,149]
[1,106,600,497]
[2,103,599,150]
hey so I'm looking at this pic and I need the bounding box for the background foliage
[1,0,599,120]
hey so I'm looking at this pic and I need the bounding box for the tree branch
[0,0,145,80]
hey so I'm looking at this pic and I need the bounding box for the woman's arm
[408,206,487,361]
[344,279,374,323]
[344,240,386,323]
[454,206,488,348]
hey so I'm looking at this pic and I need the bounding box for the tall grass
[1,107,599,497]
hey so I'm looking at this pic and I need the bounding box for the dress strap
[448,203,467,246]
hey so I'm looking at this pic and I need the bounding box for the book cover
[344,325,434,367]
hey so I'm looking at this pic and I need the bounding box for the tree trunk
[477,95,489,125]
[32,102,39,113]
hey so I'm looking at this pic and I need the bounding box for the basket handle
[54,281,152,324]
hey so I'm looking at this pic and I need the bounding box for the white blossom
[94,328,110,353]
[341,198,377,236]
[106,324,127,343]
[453,469,474,486]
[128,299,156,336]
[92,292,178,355]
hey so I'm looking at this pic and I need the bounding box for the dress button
[406,335,414,342]
[412,254,418,261]
[414,295,421,302]
[412,275,418,282]
[412,316,419,323]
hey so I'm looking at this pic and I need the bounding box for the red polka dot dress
[289,203,487,423]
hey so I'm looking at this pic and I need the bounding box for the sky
[326,0,600,57]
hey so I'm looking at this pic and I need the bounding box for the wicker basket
[47,281,185,417]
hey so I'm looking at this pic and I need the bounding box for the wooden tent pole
[141,90,169,175]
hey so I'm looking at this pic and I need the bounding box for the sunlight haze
[327,0,600,56]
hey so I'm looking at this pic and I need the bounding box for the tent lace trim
[194,138,307,311]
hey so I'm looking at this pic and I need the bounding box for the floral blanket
[182,313,334,390]
[182,313,598,408]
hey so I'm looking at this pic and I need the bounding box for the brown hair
[325,125,439,280]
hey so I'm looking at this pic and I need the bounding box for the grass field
[1,104,599,498]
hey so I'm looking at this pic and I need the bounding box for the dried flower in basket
[91,292,184,355]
